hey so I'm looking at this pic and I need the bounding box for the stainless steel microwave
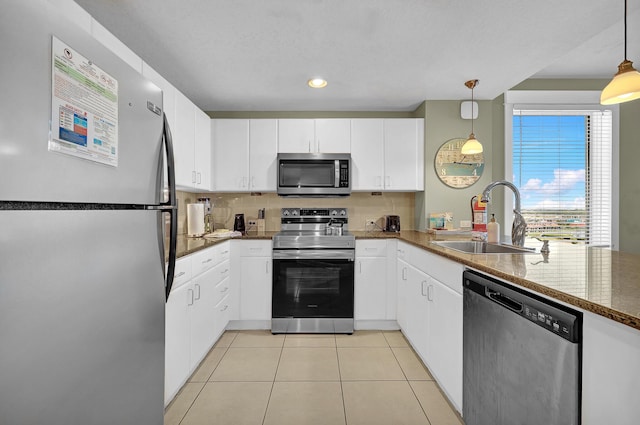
[277,153,351,197]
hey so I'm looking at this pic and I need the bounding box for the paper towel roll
[187,203,205,237]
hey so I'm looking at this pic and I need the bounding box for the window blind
[512,109,612,247]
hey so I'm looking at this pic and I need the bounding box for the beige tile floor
[165,330,463,425]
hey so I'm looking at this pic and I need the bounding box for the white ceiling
[74,0,640,112]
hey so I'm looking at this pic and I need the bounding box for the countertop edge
[174,231,640,331]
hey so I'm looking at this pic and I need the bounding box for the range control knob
[330,210,338,216]
[283,209,290,216]
[340,209,347,216]
[292,209,299,216]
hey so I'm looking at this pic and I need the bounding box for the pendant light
[461,79,483,155]
[601,0,640,105]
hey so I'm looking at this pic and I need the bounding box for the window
[504,91,618,249]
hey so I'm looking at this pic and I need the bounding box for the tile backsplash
[177,191,415,234]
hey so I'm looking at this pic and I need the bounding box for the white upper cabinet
[352,119,424,191]
[314,119,351,153]
[351,119,385,190]
[249,120,278,191]
[172,90,211,191]
[194,109,211,191]
[278,119,350,153]
[211,119,278,192]
[173,90,197,188]
[383,119,424,191]
[212,119,249,191]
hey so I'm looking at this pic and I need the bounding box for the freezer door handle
[161,113,178,302]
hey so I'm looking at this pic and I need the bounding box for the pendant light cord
[471,85,474,134]
[624,0,628,60]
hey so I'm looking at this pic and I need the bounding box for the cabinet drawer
[191,246,217,277]
[171,257,192,290]
[236,240,272,256]
[217,242,231,262]
[356,240,387,257]
[212,259,231,286]
[213,277,231,306]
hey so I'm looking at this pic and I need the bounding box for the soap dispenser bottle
[487,214,500,243]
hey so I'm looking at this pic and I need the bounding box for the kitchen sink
[431,240,536,254]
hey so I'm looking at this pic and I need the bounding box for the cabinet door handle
[242,176,247,188]
[402,267,407,281]
[197,172,202,184]
[175,271,185,278]
[220,286,229,293]
[220,304,229,312]
[265,260,270,273]
[221,250,229,255]
[202,258,213,264]
[251,176,255,188]
[221,268,229,274]
[308,140,311,153]
[194,283,201,300]
[188,288,194,306]
[427,284,434,301]
[192,171,197,183]
[385,176,391,187]
[359,261,362,274]
[421,280,428,297]
[376,176,382,188]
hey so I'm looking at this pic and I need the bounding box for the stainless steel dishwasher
[463,270,582,425]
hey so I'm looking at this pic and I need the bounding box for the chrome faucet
[481,180,527,247]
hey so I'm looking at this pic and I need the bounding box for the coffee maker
[384,215,401,232]
[233,213,246,233]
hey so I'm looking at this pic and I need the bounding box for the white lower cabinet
[164,279,190,405]
[164,242,232,406]
[395,241,463,412]
[236,240,272,323]
[355,240,396,324]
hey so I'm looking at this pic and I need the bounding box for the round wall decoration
[435,138,484,188]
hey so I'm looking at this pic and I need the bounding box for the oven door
[272,249,354,319]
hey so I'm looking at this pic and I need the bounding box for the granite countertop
[174,230,640,331]
[174,231,278,258]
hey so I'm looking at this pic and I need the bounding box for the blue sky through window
[513,115,586,211]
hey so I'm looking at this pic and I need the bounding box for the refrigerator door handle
[161,113,178,302]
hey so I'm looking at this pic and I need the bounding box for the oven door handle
[272,249,355,261]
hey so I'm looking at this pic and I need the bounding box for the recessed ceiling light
[308,78,328,88]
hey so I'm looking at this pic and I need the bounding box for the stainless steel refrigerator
[0,1,178,424]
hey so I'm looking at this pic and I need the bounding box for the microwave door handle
[335,160,340,187]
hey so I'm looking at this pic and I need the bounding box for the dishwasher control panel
[523,306,573,340]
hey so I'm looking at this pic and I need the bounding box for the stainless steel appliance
[277,153,351,197]
[233,213,246,233]
[463,270,582,425]
[272,208,355,333]
[0,2,177,423]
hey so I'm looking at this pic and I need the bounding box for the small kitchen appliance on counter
[233,213,246,233]
[384,215,401,232]
[272,208,355,334]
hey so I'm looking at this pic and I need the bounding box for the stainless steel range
[272,208,355,334]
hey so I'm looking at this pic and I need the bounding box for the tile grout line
[176,331,239,425]
[334,333,349,425]
[261,333,285,425]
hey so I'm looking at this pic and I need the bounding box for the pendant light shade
[461,134,483,155]
[600,60,640,105]
[601,0,640,105]
[462,79,483,154]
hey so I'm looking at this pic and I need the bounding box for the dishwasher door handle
[487,289,523,313]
